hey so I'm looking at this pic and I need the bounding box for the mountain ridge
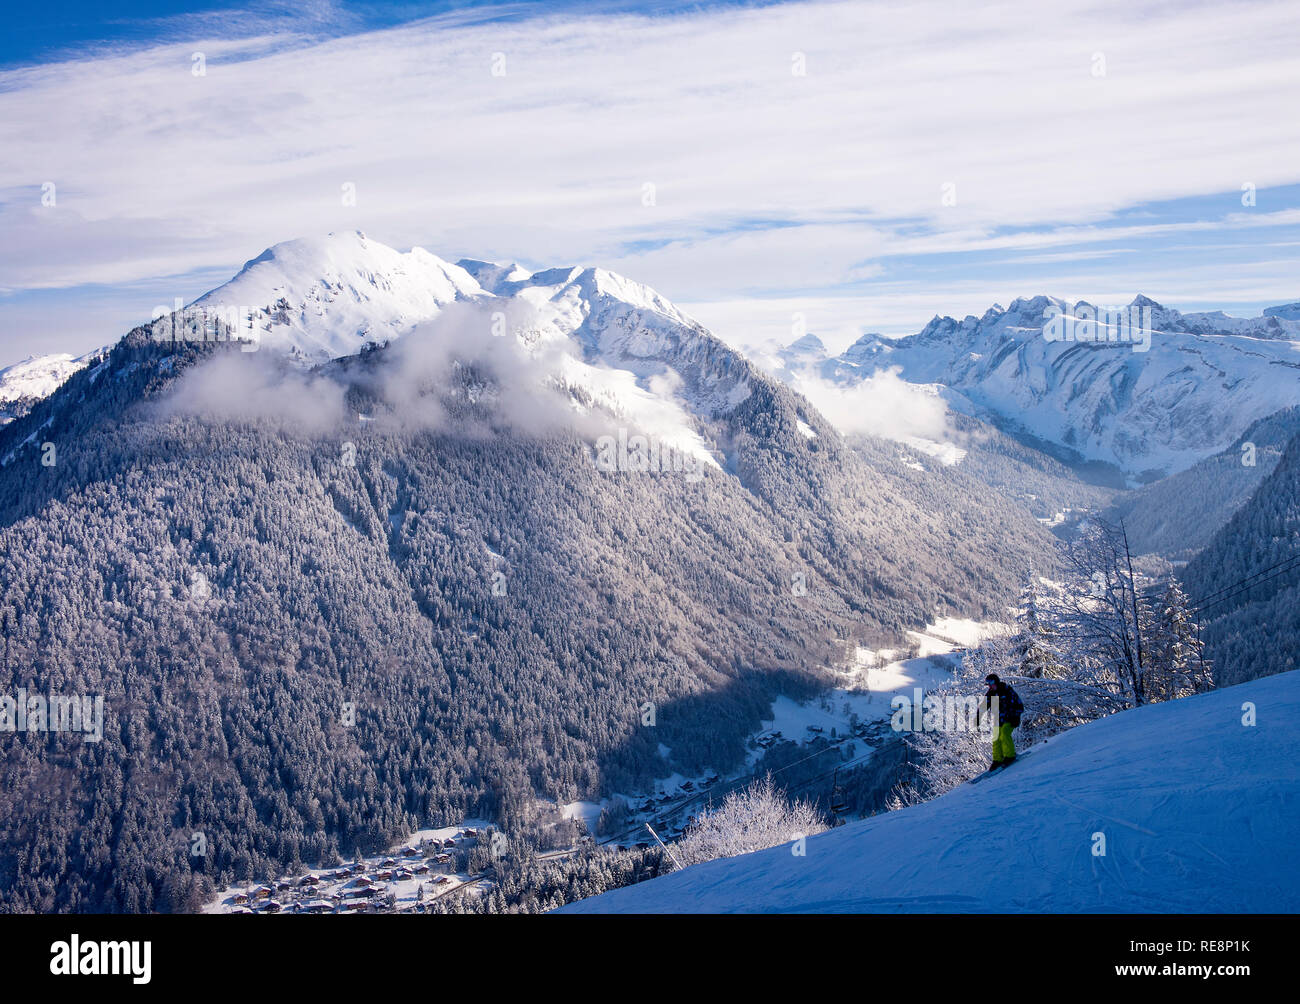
[786,293,1300,482]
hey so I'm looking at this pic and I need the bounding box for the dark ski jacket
[984,681,1024,727]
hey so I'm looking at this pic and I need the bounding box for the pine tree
[1148,579,1213,699]
[1012,575,1060,678]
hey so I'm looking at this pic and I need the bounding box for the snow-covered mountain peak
[492,261,754,422]
[1265,301,1300,320]
[455,258,534,294]
[149,233,768,467]
[774,334,830,376]
[191,231,485,362]
[188,234,722,376]
[0,350,101,426]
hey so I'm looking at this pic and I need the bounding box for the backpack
[1005,686,1024,726]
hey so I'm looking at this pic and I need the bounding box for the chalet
[230,907,253,915]
[298,874,320,887]
[302,900,334,914]
[434,876,454,885]
[252,885,274,900]
[807,725,824,734]
[395,868,413,880]
[352,875,374,888]
[259,900,282,914]
[463,828,479,838]
[401,846,419,856]
[380,858,397,867]
[680,781,695,792]
[414,864,430,875]
[231,893,248,906]
[442,839,456,849]
[374,869,394,881]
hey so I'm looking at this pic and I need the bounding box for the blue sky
[1,2,510,67]
[2,0,1299,361]
[0,0,763,67]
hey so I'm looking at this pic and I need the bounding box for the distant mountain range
[12,239,1299,486]
[781,294,1300,484]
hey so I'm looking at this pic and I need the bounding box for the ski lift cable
[1195,557,1300,614]
[1191,552,1300,610]
[1130,545,1300,608]
[1187,548,1300,607]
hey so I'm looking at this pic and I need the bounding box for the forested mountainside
[907,409,1116,523]
[0,306,1057,911]
[1113,407,1300,561]
[1181,430,1300,688]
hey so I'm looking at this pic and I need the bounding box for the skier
[981,673,1024,771]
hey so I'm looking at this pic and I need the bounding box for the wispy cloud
[2,0,1299,358]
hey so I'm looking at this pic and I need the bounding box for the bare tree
[1058,518,1150,707]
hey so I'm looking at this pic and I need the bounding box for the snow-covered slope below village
[561,671,1300,913]
[799,295,1300,482]
[0,350,99,425]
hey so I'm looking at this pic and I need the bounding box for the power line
[1196,556,1300,614]
[1189,549,1300,608]
[1135,546,1300,614]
